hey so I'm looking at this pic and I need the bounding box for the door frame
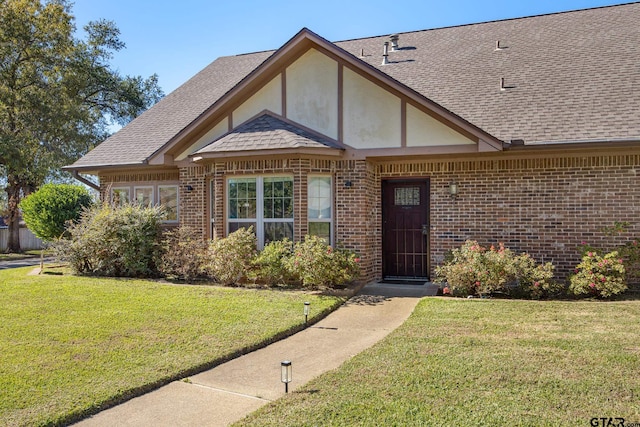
[381,177,431,280]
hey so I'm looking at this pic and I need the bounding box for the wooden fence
[0,228,43,251]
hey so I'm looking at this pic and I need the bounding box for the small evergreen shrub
[435,240,557,298]
[569,250,627,298]
[159,226,208,281]
[252,239,296,285]
[20,183,94,241]
[284,235,361,289]
[201,227,257,285]
[54,203,164,277]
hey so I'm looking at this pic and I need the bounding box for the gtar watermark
[590,418,640,427]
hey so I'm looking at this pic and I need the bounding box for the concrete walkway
[75,282,431,426]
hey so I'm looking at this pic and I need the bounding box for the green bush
[578,221,640,285]
[284,235,361,289]
[252,238,296,285]
[159,226,208,281]
[201,227,257,285]
[20,183,94,241]
[54,203,164,277]
[569,250,627,298]
[435,240,557,298]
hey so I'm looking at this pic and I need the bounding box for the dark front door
[382,179,430,279]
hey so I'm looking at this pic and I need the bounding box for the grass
[236,298,640,426]
[0,250,48,261]
[0,267,344,426]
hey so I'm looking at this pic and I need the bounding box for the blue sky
[73,0,627,94]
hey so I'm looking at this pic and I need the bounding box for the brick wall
[99,150,640,285]
[378,152,640,280]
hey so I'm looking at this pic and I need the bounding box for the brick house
[66,4,640,283]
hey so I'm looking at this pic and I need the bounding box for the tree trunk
[6,181,21,253]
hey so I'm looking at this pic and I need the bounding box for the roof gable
[192,112,343,160]
[157,28,500,164]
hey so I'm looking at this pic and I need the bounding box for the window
[228,176,293,247]
[159,185,179,222]
[308,176,332,243]
[134,186,154,206]
[111,187,130,207]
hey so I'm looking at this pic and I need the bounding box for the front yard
[0,267,343,426]
[237,298,640,426]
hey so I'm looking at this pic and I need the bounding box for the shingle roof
[337,3,640,145]
[69,3,640,169]
[70,52,272,168]
[195,113,343,155]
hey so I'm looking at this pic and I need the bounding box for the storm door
[382,179,430,279]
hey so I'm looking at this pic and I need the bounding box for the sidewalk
[74,282,430,426]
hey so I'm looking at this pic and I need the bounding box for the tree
[20,183,93,242]
[0,0,163,251]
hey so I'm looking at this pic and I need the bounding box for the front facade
[69,4,640,283]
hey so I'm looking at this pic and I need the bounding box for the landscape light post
[281,360,292,393]
[304,301,310,324]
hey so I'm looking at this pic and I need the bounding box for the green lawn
[0,268,343,426]
[237,298,640,426]
[0,250,45,261]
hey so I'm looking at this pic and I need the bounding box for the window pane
[264,222,293,244]
[263,177,293,219]
[228,178,257,220]
[264,199,273,218]
[134,187,153,206]
[308,177,331,219]
[394,187,420,206]
[308,222,330,243]
[274,180,283,197]
[284,180,293,197]
[229,182,237,199]
[112,188,130,207]
[283,198,293,218]
[159,186,178,221]
[229,222,256,234]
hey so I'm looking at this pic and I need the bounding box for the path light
[304,301,310,324]
[281,360,292,393]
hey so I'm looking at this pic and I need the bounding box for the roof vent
[495,40,507,51]
[390,34,399,51]
[500,77,506,91]
[359,48,365,58]
[382,42,389,65]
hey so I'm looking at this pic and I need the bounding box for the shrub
[569,250,627,298]
[252,238,296,286]
[578,221,640,285]
[159,226,208,281]
[54,203,164,277]
[20,183,94,241]
[284,235,361,289]
[510,254,561,299]
[435,240,557,298]
[201,227,257,285]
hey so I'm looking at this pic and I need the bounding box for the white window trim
[226,176,294,248]
[158,184,179,223]
[308,175,333,245]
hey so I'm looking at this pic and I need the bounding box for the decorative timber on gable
[150,28,503,166]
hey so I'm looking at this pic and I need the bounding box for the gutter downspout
[72,170,100,191]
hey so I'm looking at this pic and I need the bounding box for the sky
[72,0,628,95]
